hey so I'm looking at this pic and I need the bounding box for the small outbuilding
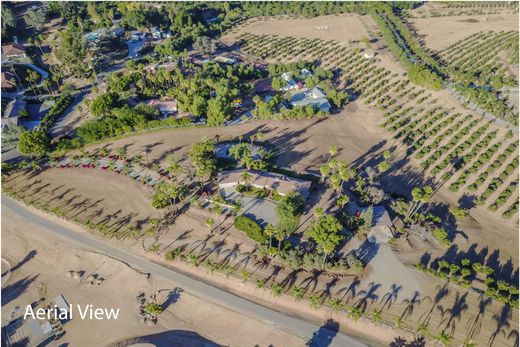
[367,206,394,243]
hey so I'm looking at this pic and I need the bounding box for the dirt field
[84,103,386,177]
[1,211,305,347]
[3,169,160,235]
[3,184,518,347]
[75,92,518,265]
[410,13,519,50]
[222,14,373,46]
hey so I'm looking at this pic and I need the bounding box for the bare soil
[1,210,306,347]
[410,13,519,50]
[223,14,373,46]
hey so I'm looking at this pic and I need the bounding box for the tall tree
[188,138,217,180]
[306,214,343,267]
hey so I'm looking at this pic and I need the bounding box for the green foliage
[189,139,217,179]
[432,227,451,247]
[193,36,217,55]
[152,182,187,209]
[306,214,344,264]
[143,303,164,316]
[449,206,469,221]
[18,130,50,157]
[24,7,48,31]
[90,93,119,117]
[276,191,304,234]
[234,216,267,244]
[54,21,90,78]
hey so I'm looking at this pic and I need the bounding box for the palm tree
[117,147,127,160]
[274,228,286,250]
[346,305,362,321]
[327,145,338,163]
[240,170,252,186]
[436,331,453,347]
[256,279,266,289]
[416,322,429,337]
[395,316,404,329]
[133,154,144,167]
[240,270,250,283]
[166,157,183,174]
[371,309,383,322]
[264,224,277,248]
[271,282,283,297]
[290,286,304,301]
[309,294,322,310]
[328,297,343,313]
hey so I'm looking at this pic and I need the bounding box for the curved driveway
[1,196,367,347]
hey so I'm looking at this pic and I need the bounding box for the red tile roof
[2,44,26,57]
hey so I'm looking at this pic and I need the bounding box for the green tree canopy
[18,130,50,157]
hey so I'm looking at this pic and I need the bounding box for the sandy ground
[5,168,160,234]
[1,211,306,347]
[410,13,519,50]
[223,14,373,46]
[83,103,386,177]
[3,164,518,347]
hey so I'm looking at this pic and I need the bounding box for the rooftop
[290,87,331,112]
[1,66,17,89]
[2,44,26,57]
[218,169,312,200]
[3,99,26,119]
[146,99,177,112]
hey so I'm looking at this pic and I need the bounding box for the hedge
[234,216,267,244]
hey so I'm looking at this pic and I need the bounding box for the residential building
[1,65,17,90]
[151,26,162,40]
[110,27,125,38]
[290,86,331,113]
[349,204,394,243]
[1,44,26,63]
[130,31,146,41]
[218,169,312,200]
[213,55,237,65]
[300,68,313,78]
[146,99,178,114]
[2,99,26,128]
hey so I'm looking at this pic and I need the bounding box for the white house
[146,99,177,115]
[290,86,331,113]
[278,72,298,91]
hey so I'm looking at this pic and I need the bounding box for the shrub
[234,216,267,243]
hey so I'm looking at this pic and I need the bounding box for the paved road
[1,196,367,347]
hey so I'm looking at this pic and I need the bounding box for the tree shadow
[437,291,468,336]
[489,304,512,347]
[355,282,380,313]
[3,250,37,276]
[353,239,380,266]
[306,318,339,347]
[2,275,39,306]
[161,287,182,311]
[335,278,360,304]
[389,336,426,347]
[380,284,402,311]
